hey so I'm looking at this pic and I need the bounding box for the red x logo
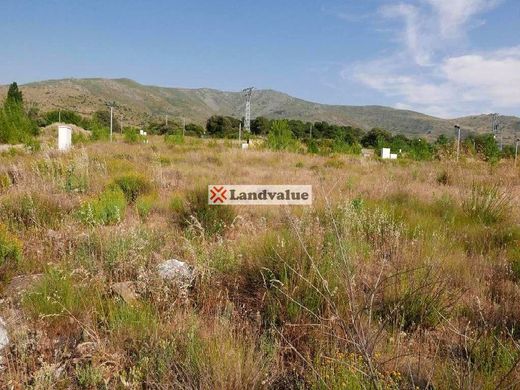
[209,186,228,204]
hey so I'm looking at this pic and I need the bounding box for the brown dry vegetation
[0,135,520,389]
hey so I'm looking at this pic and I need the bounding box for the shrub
[123,128,145,144]
[0,172,11,192]
[375,268,455,331]
[174,187,236,236]
[0,224,22,269]
[77,188,126,225]
[463,182,511,225]
[136,194,156,221]
[110,174,152,203]
[436,170,451,185]
[0,193,64,230]
[164,133,185,145]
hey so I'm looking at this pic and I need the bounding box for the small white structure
[241,143,249,150]
[390,153,397,159]
[381,148,391,159]
[58,125,72,151]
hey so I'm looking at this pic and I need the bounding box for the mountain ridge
[1,78,519,141]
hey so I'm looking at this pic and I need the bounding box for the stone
[5,274,43,301]
[157,259,195,288]
[75,341,97,358]
[0,317,8,351]
[111,281,139,304]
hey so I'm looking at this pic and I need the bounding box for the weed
[22,268,92,323]
[0,223,22,271]
[436,170,451,185]
[463,182,511,225]
[110,174,152,203]
[136,193,156,221]
[175,187,236,236]
[77,188,126,225]
[75,363,105,388]
[0,192,64,230]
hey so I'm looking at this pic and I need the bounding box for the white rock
[157,259,194,287]
[0,317,9,351]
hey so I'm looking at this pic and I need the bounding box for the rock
[0,317,8,352]
[75,341,97,359]
[157,259,195,288]
[5,274,43,301]
[111,281,139,304]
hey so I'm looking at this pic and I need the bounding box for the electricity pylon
[242,87,254,133]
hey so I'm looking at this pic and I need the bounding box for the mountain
[1,78,519,141]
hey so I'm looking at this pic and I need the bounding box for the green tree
[266,120,298,151]
[185,123,204,137]
[251,116,271,135]
[206,115,241,138]
[361,128,392,148]
[6,82,23,106]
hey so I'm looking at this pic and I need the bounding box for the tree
[361,128,392,148]
[251,116,271,135]
[185,123,204,137]
[91,110,121,133]
[266,120,297,150]
[473,133,500,161]
[206,115,241,138]
[6,82,23,106]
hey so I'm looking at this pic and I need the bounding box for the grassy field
[1,135,520,389]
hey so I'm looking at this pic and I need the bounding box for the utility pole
[455,124,461,161]
[238,122,242,143]
[492,113,503,151]
[106,101,117,142]
[242,87,254,133]
[58,110,61,123]
[515,140,518,166]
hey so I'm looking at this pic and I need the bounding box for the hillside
[1,78,519,141]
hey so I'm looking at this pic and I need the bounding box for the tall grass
[463,182,511,225]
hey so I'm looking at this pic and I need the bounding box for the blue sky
[1,0,519,118]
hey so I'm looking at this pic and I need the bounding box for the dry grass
[0,135,519,389]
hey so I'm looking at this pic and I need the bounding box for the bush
[164,133,185,145]
[110,174,153,203]
[77,188,127,225]
[463,182,511,225]
[123,128,145,144]
[43,110,83,126]
[174,187,236,236]
[136,194,156,221]
[0,224,22,268]
[185,123,204,137]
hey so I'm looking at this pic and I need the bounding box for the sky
[0,0,519,118]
